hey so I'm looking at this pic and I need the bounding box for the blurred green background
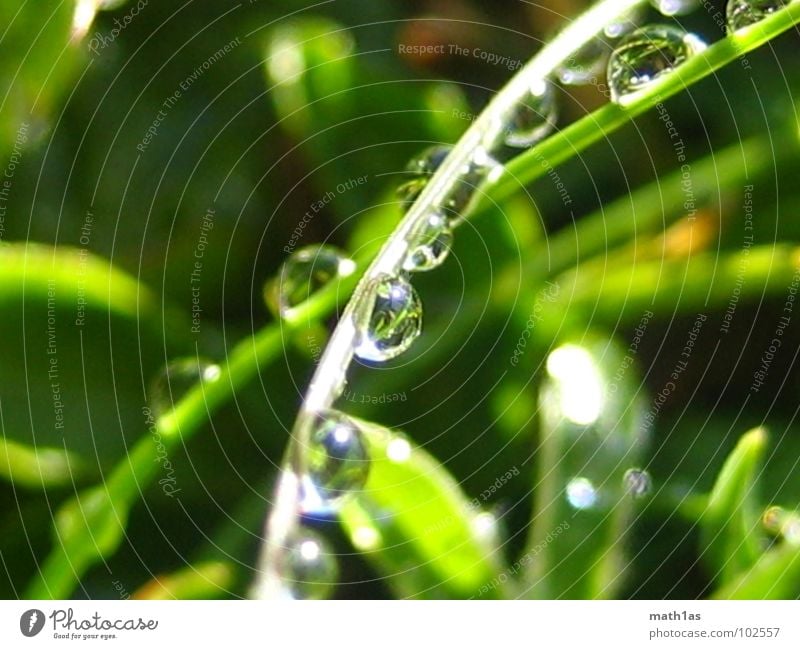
[1,0,800,600]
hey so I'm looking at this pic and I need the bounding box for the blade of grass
[701,427,768,585]
[481,1,800,209]
[23,257,363,598]
[340,418,509,599]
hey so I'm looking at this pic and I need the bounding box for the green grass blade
[701,427,768,585]
[0,437,85,489]
[713,542,800,599]
[340,419,509,599]
[525,336,649,598]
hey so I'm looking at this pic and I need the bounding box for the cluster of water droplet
[260,0,798,599]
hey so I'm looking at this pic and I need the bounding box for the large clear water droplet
[303,410,369,510]
[501,78,557,147]
[149,358,221,419]
[439,148,502,225]
[607,25,706,105]
[355,274,422,362]
[566,477,598,510]
[397,145,453,212]
[557,41,608,86]
[650,0,701,16]
[726,0,789,31]
[403,212,453,272]
[623,468,653,498]
[266,245,356,319]
[280,529,339,599]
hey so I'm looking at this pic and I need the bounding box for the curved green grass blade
[340,419,509,599]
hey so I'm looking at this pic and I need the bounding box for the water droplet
[556,41,608,85]
[354,274,422,362]
[762,506,800,545]
[439,148,502,225]
[607,25,707,104]
[604,9,642,38]
[726,0,789,31]
[650,0,701,16]
[566,477,598,510]
[303,410,369,510]
[149,358,221,419]
[762,505,785,533]
[623,468,653,498]
[403,212,453,272]
[501,78,557,146]
[397,145,453,212]
[266,245,356,319]
[280,529,339,599]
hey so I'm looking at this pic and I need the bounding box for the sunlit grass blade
[525,336,648,599]
[339,419,509,599]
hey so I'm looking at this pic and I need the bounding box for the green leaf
[340,419,509,599]
[700,427,768,585]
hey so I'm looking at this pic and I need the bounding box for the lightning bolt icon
[28,611,38,632]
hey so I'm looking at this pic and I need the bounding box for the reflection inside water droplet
[438,148,502,225]
[557,40,609,86]
[607,25,706,104]
[726,0,790,31]
[397,145,453,212]
[303,410,370,512]
[354,274,423,362]
[279,529,339,600]
[623,468,653,498]
[500,78,557,147]
[403,212,453,272]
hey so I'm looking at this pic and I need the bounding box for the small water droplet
[604,9,642,38]
[354,274,423,362]
[266,245,356,319]
[501,78,557,146]
[303,410,369,510]
[280,529,339,599]
[439,148,502,225]
[726,0,789,31]
[623,468,653,498]
[566,477,598,510]
[650,0,701,16]
[403,212,453,272]
[762,505,785,533]
[607,25,706,104]
[397,145,453,212]
[557,41,608,86]
[149,358,221,419]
